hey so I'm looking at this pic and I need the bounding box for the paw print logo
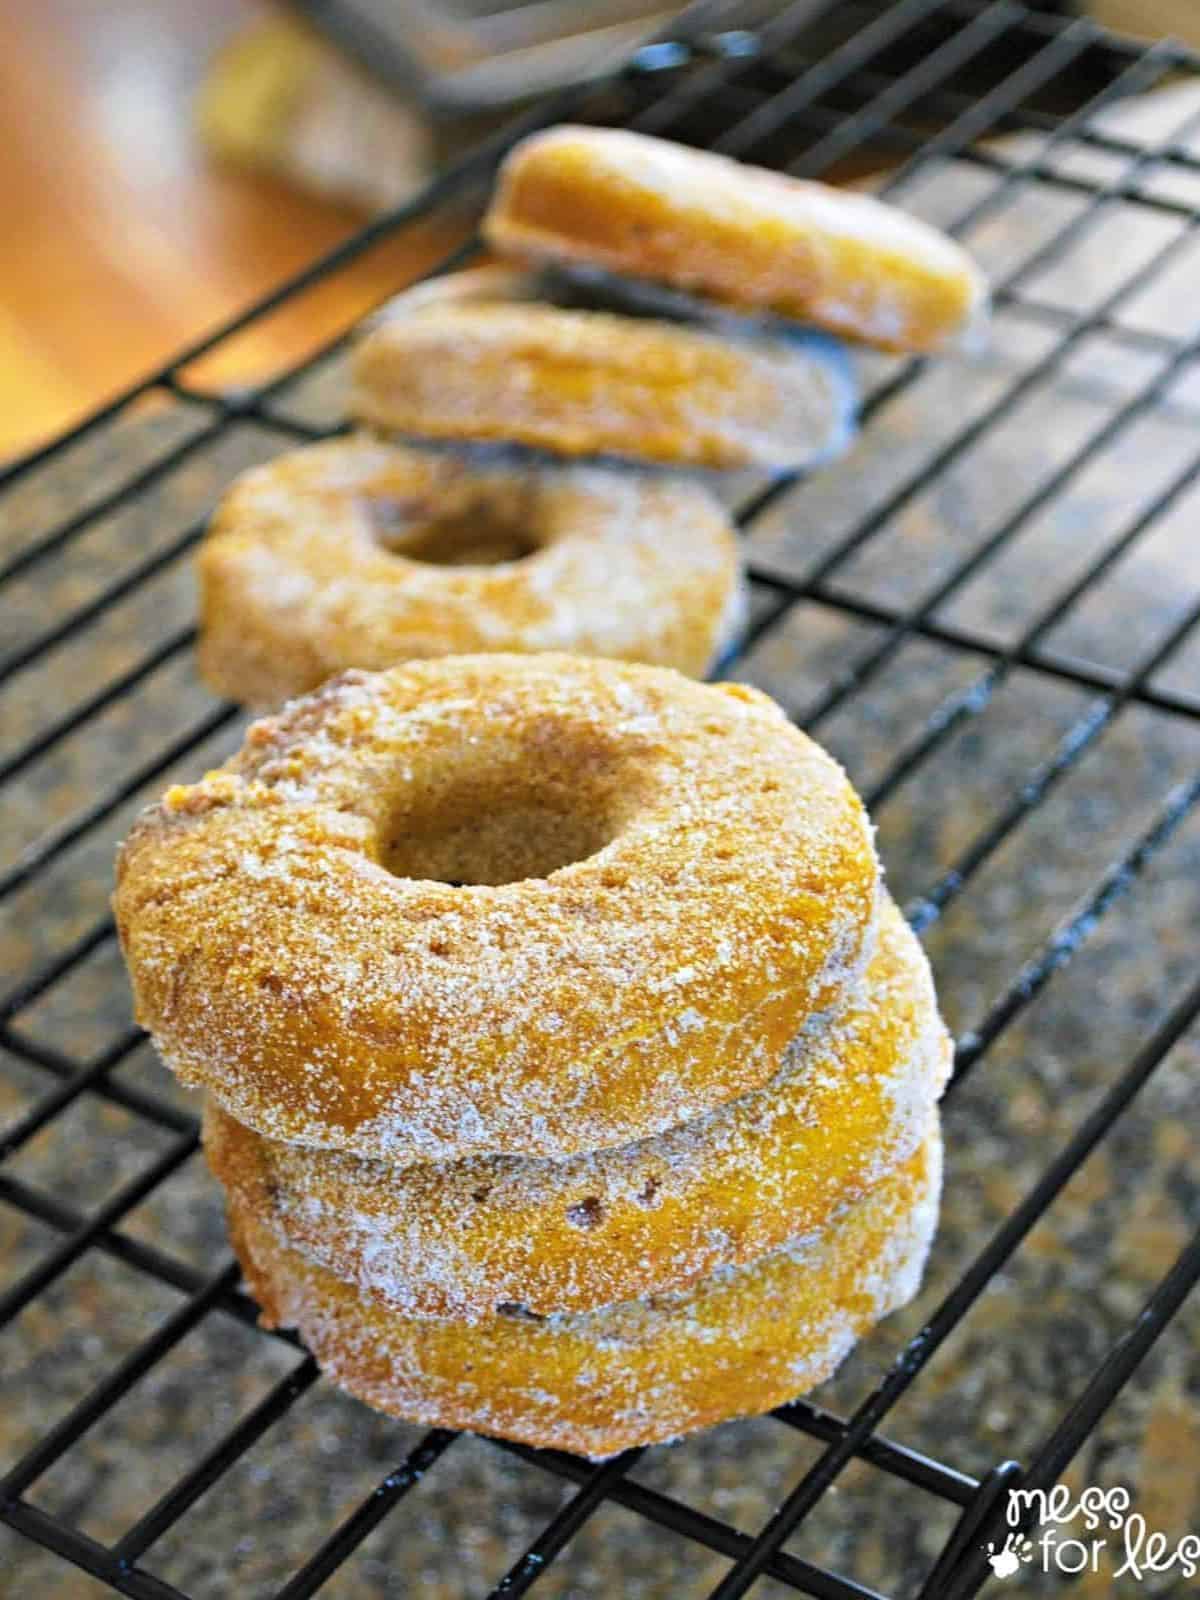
[985,1532,1034,1579]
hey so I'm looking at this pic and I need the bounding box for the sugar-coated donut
[350,297,855,471]
[115,656,879,1162]
[204,896,948,1320]
[197,436,746,706]
[484,125,988,354]
[229,1123,941,1457]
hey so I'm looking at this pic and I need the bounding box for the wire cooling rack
[3,2,1200,1596]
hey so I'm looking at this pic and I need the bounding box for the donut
[228,1122,942,1457]
[204,895,948,1320]
[483,125,988,354]
[114,655,879,1162]
[350,296,856,471]
[196,436,746,707]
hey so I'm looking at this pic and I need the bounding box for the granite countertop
[2,84,1200,1600]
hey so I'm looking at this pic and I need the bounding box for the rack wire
[2,2,1200,1595]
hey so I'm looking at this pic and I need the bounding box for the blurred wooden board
[0,0,455,459]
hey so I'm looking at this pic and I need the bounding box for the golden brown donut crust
[197,436,745,707]
[229,1124,941,1457]
[204,896,948,1320]
[484,125,988,354]
[115,656,879,1162]
[350,298,854,470]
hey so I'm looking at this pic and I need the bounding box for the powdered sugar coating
[115,655,879,1161]
[485,124,988,355]
[230,1121,942,1457]
[198,435,745,707]
[205,895,948,1319]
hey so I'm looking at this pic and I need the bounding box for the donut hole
[375,715,638,885]
[363,492,539,567]
[377,774,619,886]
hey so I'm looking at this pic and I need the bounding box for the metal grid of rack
[2,2,1199,1595]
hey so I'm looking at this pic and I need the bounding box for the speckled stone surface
[3,95,1200,1600]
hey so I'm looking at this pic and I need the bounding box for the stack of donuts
[116,654,951,1455]
[116,127,981,1454]
[196,124,986,707]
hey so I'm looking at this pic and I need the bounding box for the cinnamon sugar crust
[115,655,879,1162]
[229,1122,942,1457]
[204,896,948,1320]
[351,299,856,471]
[484,125,988,354]
[198,435,745,707]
